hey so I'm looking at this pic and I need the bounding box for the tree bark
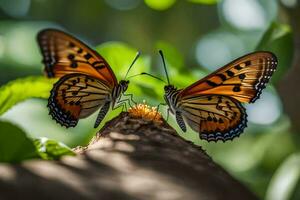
[0,112,258,200]
[278,4,300,132]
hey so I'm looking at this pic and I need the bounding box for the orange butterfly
[37,29,139,128]
[157,50,277,142]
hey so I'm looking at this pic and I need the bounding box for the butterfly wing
[177,94,247,142]
[37,28,117,87]
[180,52,277,103]
[48,73,112,128]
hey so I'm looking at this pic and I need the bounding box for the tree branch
[0,112,258,200]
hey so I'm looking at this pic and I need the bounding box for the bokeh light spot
[222,0,267,30]
[0,0,30,17]
[0,35,5,59]
[195,31,245,71]
[280,0,297,7]
[246,90,282,125]
[105,0,140,10]
[144,0,176,10]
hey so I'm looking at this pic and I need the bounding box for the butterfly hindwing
[37,29,117,87]
[178,94,247,142]
[48,73,112,128]
[180,52,277,103]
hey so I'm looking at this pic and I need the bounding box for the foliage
[0,121,37,162]
[266,153,300,200]
[187,0,219,4]
[144,0,176,10]
[0,76,55,116]
[144,0,218,10]
[34,137,75,160]
[0,120,73,162]
[256,22,293,83]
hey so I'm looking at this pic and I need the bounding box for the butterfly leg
[94,101,110,128]
[123,93,137,106]
[155,102,167,120]
[166,108,170,122]
[113,98,128,112]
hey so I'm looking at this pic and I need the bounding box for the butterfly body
[38,29,136,128]
[163,85,180,114]
[160,51,277,142]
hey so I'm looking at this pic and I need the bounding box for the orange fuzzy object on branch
[128,101,163,124]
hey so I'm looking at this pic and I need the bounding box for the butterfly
[156,50,277,142]
[37,29,139,128]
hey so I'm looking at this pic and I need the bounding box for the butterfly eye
[164,85,174,92]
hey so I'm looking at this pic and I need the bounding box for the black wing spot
[239,74,246,80]
[69,42,75,48]
[206,80,218,87]
[68,54,75,60]
[245,60,251,66]
[72,80,77,85]
[71,62,78,68]
[226,70,234,77]
[234,65,242,70]
[207,116,212,121]
[233,86,241,92]
[84,53,92,60]
[77,48,83,53]
[216,74,227,81]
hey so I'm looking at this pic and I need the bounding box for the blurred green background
[0,0,300,199]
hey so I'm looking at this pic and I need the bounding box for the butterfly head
[164,85,176,95]
[119,80,129,92]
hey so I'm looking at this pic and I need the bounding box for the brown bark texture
[0,112,258,200]
[278,4,300,131]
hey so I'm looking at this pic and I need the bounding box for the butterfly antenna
[124,51,140,79]
[127,73,167,83]
[159,50,170,85]
[142,72,167,83]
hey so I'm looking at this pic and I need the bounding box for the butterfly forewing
[178,94,247,141]
[48,73,112,127]
[180,52,277,103]
[37,29,117,87]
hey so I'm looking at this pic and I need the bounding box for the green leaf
[256,22,293,83]
[266,153,300,200]
[188,0,219,4]
[155,41,184,70]
[95,42,150,80]
[0,121,38,162]
[144,0,176,10]
[0,76,55,116]
[34,137,75,160]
